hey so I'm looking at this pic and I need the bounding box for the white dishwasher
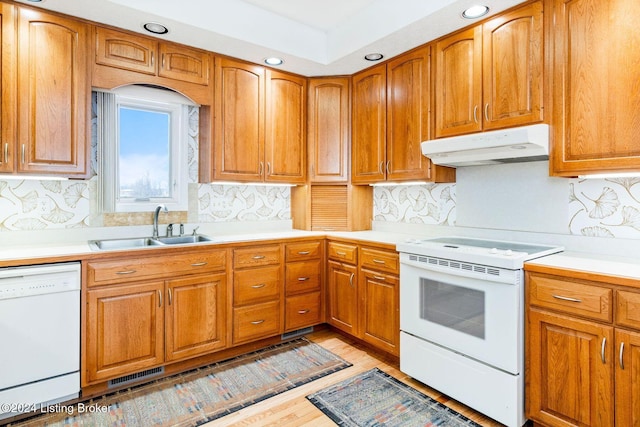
[0,262,80,421]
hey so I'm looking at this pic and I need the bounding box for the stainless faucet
[152,204,168,239]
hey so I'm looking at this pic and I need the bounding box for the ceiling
[21,0,526,76]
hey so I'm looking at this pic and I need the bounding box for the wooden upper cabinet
[17,8,90,176]
[95,27,155,75]
[482,1,543,130]
[0,3,15,174]
[351,63,386,184]
[214,57,265,181]
[308,77,350,183]
[95,26,210,86]
[434,1,543,137]
[434,26,482,138]
[386,46,431,181]
[549,0,640,175]
[265,69,306,183]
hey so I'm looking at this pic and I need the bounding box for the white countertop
[526,251,640,281]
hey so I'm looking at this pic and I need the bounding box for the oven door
[400,254,523,374]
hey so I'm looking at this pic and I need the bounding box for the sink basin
[88,237,163,251]
[89,235,213,251]
[154,235,214,245]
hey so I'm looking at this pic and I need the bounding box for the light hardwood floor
[202,328,505,426]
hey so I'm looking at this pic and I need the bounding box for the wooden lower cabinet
[326,240,399,356]
[327,259,358,336]
[86,281,165,383]
[165,273,226,362]
[526,270,640,427]
[527,308,614,427]
[285,292,322,331]
[232,300,280,344]
[360,269,399,355]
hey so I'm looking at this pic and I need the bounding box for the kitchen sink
[89,235,213,251]
[154,235,214,245]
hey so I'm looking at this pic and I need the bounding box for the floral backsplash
[569,178,640,239]
[373,184,456,226]
[198,184,291,223]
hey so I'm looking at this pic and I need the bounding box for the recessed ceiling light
[24,0,44,2]
[143,22,169,35]
[264,57,284,66]
[462,5,489,19]
[364,53,384,61]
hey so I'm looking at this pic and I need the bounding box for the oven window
[419,278,485,339]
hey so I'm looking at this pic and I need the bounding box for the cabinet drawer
[234,266,280,306]
[285,260,321,295]
[158,43,211,85]
[286,241,321,262]
[527,273,612,322]
[327,242,357,264]
[616,290,640,329]
[233,301,280,344]
[233,245,281,268]
[360,247,399,275]
[285,292,322,331]
[87,250,227,286]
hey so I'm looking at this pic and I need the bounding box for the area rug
[306,368,483,427]
[14,338,351,427]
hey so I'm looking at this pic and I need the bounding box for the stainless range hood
[421,124,549,167]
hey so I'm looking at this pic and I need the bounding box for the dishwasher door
[0,262,81,418]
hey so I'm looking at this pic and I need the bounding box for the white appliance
[421,124,549,167]
[0,262,81,421]
[397,237,563,427]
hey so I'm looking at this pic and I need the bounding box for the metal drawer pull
[168,288,172,305]
[116,270,137,275]
[297,251,310,255]
[374,275,386,281]
[2,143,7,164]
[252,255,266,260]
[473,105,479,123]
[372,259,386,264]
[191,262,208,266]
[158,289,162,307]
[620,342,625,370]
[601,337,607,364]
[21,144,25,164]
[349,273,355,288]
[484,103,490,121]
[298,277,310,282]
[336,251,347,256]
[552,295,582,303]
[251,283,266,289]
[251,319,265,325]
[298,309,310,315]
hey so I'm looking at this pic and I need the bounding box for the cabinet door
[549,0,640,175]
[17,8,89,176]
[386,47,431,181]
[165,273,226,362]
[615,329,640,427]
[308,77,350,183]
[360,269,399,355]
[214,57,264,181]
[86,282,164,383]
[327,260,358,335]
[351,63,386,184]
[0,3,14,173]
[527,308,614,427]
[265,69,306,183]
[482,1,543,130]
[434,26,482,138]
[95,27,156,75]
[158,43,211,85]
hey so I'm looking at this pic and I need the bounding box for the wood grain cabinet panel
[434,1,542,137]
[548,0,640,175]
[233,266,281,306]
[17,7,90,176]
[307,77,350,183]
[0,3,15,174]
[285,260,321,296]
[95,27,155,74]
[165,273,226,361]
[232,300,280,344]
[86,281,165,382]
[327,260,358,336]
[615,329,640,427]
[360,268,399,356]
[265,70,306,183]
[158,43,210,85]
[285,292,321,331]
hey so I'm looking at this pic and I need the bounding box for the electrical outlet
[37,198,52,214]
